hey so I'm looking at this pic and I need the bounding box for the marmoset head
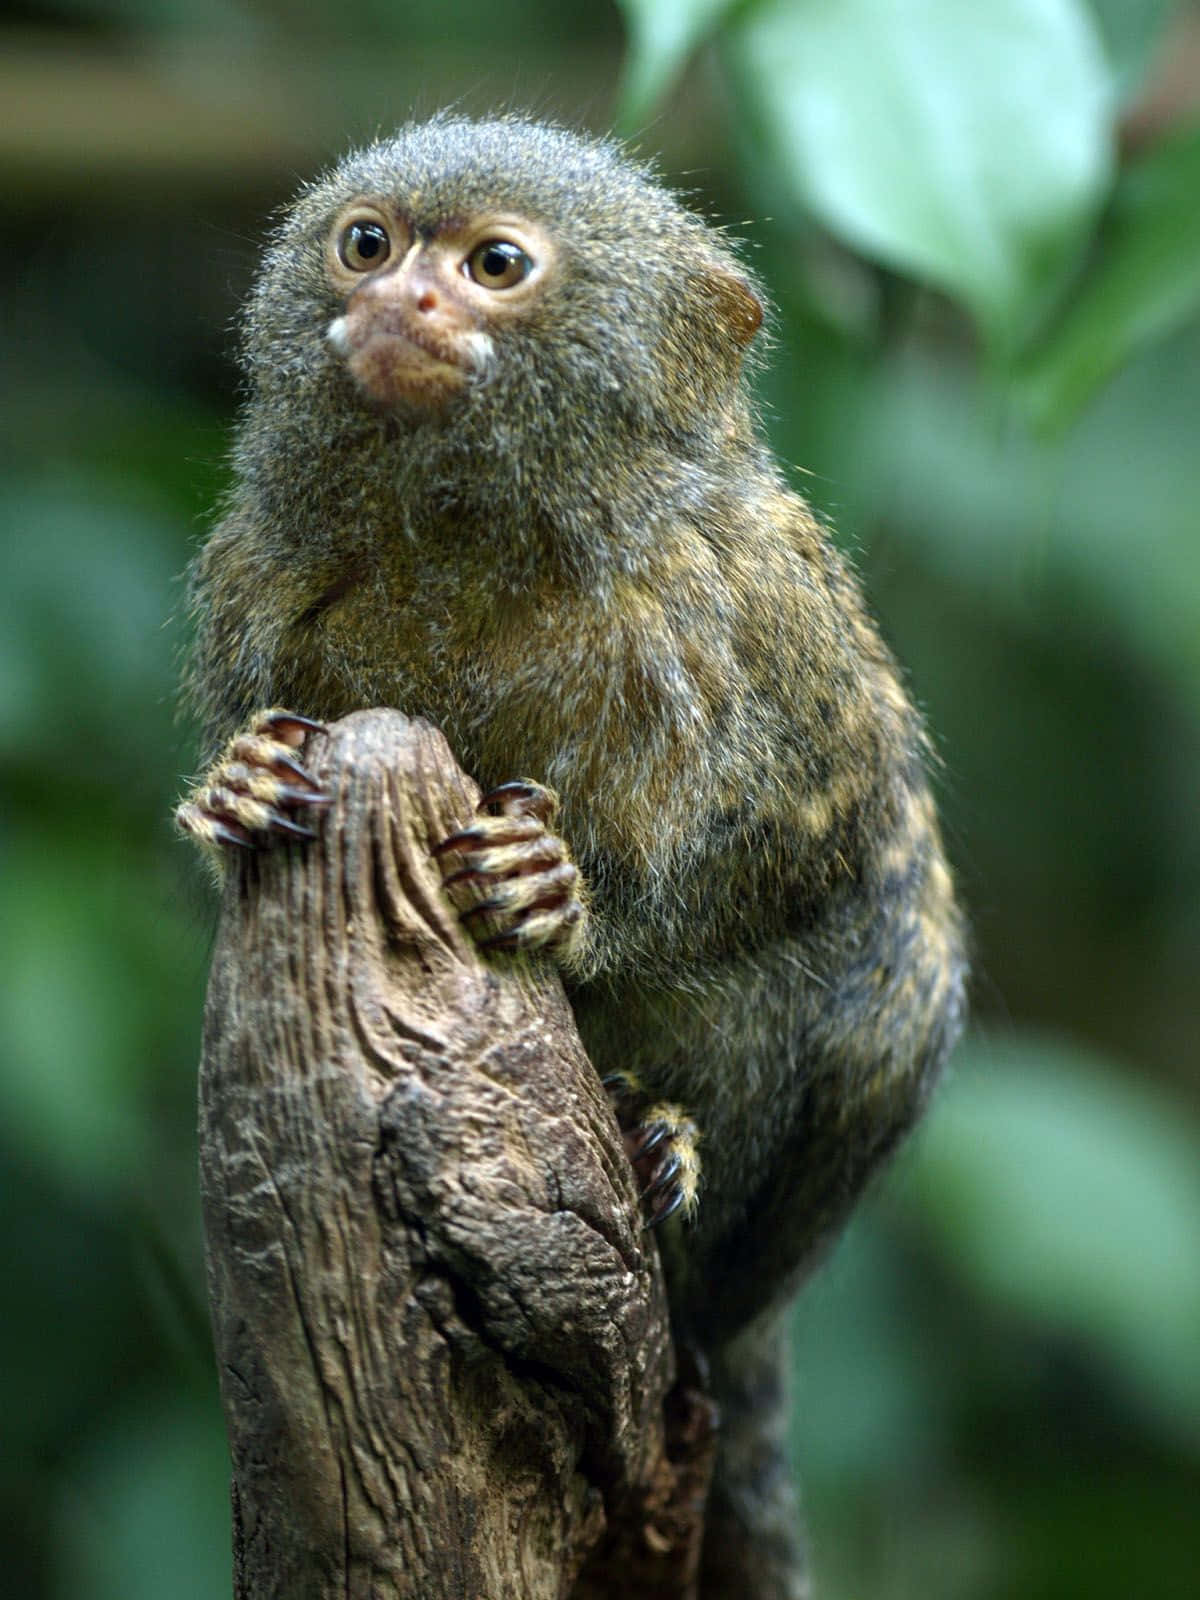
[242,115,765,458]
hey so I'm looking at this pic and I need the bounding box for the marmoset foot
[604,1070,701,1226]
[433,780,587,958]
[175,709,329,851]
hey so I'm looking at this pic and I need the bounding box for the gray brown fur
[183,114,967,1592]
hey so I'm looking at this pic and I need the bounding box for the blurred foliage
[1,2,1198,1597]
[729,0,1113,347]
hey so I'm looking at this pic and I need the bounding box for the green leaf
[728,0,1116,343]
[908,1033,1200,1441]
[614,0,744,130]
[1018,126,1200,429]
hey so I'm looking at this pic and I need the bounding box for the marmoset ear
[698,264,764,349]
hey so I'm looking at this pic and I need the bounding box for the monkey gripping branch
[182,115,967,1600]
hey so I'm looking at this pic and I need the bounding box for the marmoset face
[324,201,556,410]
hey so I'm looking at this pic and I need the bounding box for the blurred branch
[197,709,714,1598]
[0,32,311,191]
[1120,4,1200,155]
[0,31,616,196]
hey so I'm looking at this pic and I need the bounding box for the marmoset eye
[338,219,392,272]
[466,240,533,289]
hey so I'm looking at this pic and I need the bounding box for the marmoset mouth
[327,315,493,407]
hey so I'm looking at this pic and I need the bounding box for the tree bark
[197,708,712,1599]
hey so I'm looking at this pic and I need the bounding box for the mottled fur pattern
[184,114,967,1591]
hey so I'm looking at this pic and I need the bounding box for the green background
[2,2,1198,1595]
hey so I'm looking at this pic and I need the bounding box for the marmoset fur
[178,114,967,1597]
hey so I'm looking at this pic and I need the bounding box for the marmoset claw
[175,708,329,852]
[434,779,585,957]
[603,1071,701,1225]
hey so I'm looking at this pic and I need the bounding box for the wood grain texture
[197,708,702,1599]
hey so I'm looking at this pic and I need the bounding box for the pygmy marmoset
[178,114,967,1595]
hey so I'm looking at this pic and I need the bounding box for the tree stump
[197,709,713,1599]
